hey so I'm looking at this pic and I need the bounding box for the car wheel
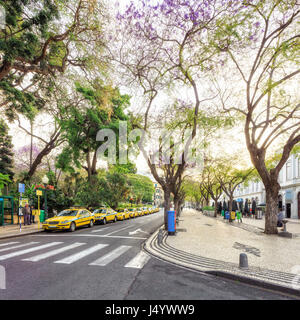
[69,222,76,232]
[123,215,125,220]
[88,220,94,228]
[102,218,107,225]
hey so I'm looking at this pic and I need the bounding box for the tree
[110,0,244,228]
[0,0,106,119]
[0,172,11,194]
[98,171,130,209]
[217,0,300,233]
[0,118,14,179]
[127,174,155,204]
[200,165,223,217]
[214,159,255,215]
[57,81,132,183]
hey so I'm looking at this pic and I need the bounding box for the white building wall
[234,154,300,219]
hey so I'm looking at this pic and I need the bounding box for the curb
[0,229,43,240]
[144,226,300,299]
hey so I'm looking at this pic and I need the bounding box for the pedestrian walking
[30,205,35,224]
[277,210,284,228]
[251,198,256,219]
[22,204,31,226]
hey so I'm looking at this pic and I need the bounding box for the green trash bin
[39,210,45,223]
[221,210,224,217]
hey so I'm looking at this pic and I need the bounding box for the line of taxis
[42,206,160,232]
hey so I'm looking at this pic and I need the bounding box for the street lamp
[42,175,49,219]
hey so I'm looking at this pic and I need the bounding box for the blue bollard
[168,210,176,235]
[225,211,230,220]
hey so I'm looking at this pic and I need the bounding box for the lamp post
[42,175,49,219]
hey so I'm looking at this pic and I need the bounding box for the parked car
[42,208,94,232]
[93,208,117,225]
[136,208,144,217]
[143,207,150,215]
[128,208,139,218]
[116,208,131,221]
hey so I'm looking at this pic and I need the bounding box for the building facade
[234,154,300,219]
[153,182,164,207]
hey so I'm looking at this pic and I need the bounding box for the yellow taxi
[143,207,150,215]
[136,208,144,217]
[150,207,157,213]
[116,208,131,221]
[128,208,139,218]
[93,207,117,224]
[42,208,94,232]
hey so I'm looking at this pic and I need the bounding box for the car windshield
[129,209,134,211]
[116,209,124,212]
[57,210,78,217]
[93,209,106,214]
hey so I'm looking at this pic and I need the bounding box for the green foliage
[0,172,11,191]
[98,171,130,209]
[0,119,14,179]
[127,173,155,203]
[202,206,214,211]
[56,81,133,176]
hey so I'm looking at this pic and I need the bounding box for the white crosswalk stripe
[22,243,86,262]
[0,241,149,270]
[54,243,108,264]
[124,251,150,269]
[0,242,39,253]
[0,242,62,261]
[89,245,131,266]
[0,242,20,248]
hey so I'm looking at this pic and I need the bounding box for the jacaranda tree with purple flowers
[212,0,300,234]
[108,0,249,228]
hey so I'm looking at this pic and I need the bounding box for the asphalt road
[0,210,297,300]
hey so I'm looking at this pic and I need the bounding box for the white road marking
[54,243,108,264]
[0,242,39,253]
[105,225,133,236]
[89,245,131,266]
[0,242,63,261]
[22,243,86,262]
[128,228,150,235]
[32,234,147,240]
[124,251,150,269]
[91,227,110,233]
[0,242,20,248]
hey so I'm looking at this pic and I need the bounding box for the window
[286,161,292,180]
[298,158,300,178]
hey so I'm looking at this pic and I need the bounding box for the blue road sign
[18,183,25,193]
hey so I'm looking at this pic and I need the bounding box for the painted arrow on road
[129,228,150,236]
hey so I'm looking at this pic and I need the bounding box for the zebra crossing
[0,240,150,269]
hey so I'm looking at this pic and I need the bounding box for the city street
[0,210,297,300]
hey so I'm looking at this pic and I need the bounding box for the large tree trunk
[163,188,171,230]
[264,180,280,234]
[25,141,55,180]
[214,199,218,218]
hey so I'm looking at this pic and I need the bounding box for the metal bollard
[239,253,248,269]
[157,229,163,245]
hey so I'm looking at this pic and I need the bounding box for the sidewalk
[144,209,300,295]
[0,223,43,240]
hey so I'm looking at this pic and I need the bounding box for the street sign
[20,198,29,207]
[36,190,43,196]
[18,183,25,193]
